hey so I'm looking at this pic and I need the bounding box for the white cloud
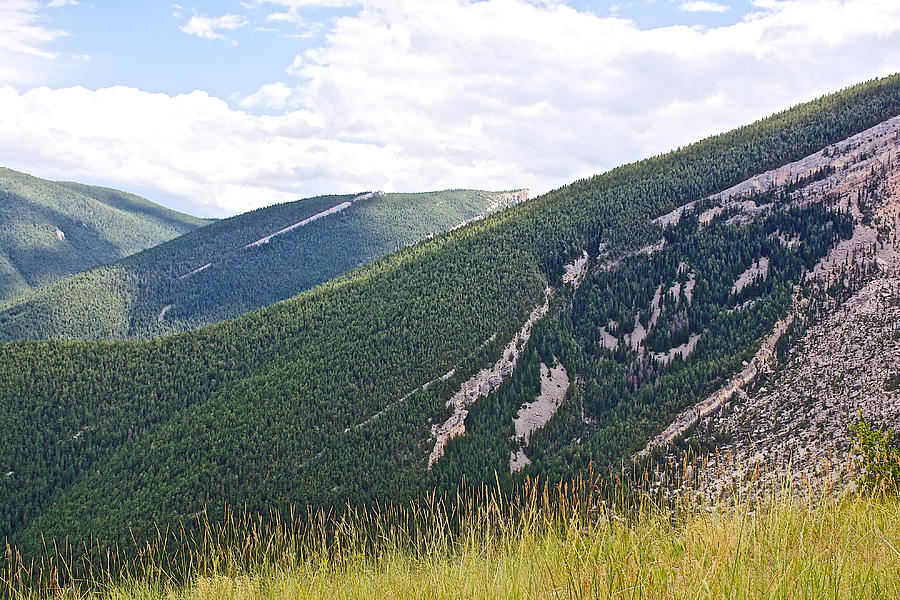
[1,1,63,59]
[47,0,79,7]
[0,0,68,84]
[680,1,729,12]
[266,12,306,24]
[0,85,331,216]
[180,13,249,44]
[246,0,359,8]
[286,54,305,76]
[240,81,299,109]
[251,0,347,34]
[3,0,900,217]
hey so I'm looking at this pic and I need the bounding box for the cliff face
[491,189,530,210]
[644,114,900,495]
[707,272,900,493]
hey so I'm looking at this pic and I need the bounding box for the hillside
[0,168,208,303]
[639,119,900,497]
[0,189,528,340]
[3,75,900,559]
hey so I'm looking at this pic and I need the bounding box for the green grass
[5,474,899,599]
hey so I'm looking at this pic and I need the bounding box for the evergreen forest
[3,75,900,564]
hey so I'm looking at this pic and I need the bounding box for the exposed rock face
[510,360,570,473]
[489,189,529,211]
[157,304,172,322]
[179,263,212,280]
[637,315,790,460]
[626,284,661,351]
[654,114,900,231]
[640,112,900,493]
[597,326,618,350]
[244,198,358,248]
[447,190,530,234]
[427,245,593,471]
[563,251,589,288]
[599,260,699,362]
[651,332,702,366]
[732,257,769,295]
[699,271,900,496]
[427,287,551,470]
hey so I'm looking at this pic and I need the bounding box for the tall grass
[4,465,900,599]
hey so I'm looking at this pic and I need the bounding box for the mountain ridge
[3,75,900,559]
[0,188,528,340]
[0,167,208,304]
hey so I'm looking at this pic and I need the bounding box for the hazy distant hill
[3,75,900,560]
[0,188,527,340]
[0,168,208,303]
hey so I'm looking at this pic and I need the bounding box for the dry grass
[4,472,900,599]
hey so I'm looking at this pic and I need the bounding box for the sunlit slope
[2,75,900,557]
[0,168,208,303]
[0,189,526,340]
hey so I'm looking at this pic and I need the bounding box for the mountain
[0,168,208,304]
[0,189,528,340]
[646,148,900,494]
[3,75,900,558]
[689,257,900,496]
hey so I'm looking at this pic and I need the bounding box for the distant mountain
[0,188,528,340]
[3,75,900,561]
[0,168,208,303]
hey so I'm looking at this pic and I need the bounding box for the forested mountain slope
[3,75,900,560]
[0,189,527,340]
[643,126,900,494]
[0,168,208,303]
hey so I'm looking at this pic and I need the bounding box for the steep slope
[3,75,900,558]
[0,189,527,340]
[0,168,208,303]
[641,137,900,494]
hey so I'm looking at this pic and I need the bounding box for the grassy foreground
[4,475,900,600]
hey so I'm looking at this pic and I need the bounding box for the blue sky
[1,1,898,217]
[32,1,760,103]
[39,1,354,101]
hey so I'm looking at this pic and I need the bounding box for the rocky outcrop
[732,257,769,295]
[157,304,172,322]
[510,360,570,473]
[652,332,702,366]
[636,315,790,460]
[179,263,212,280]
[654,114,900,231]
[639,113,900,493]
[447,190,530,234]
[599,262,698,361]
[488,189,529,211]
[563,251,589,288]
[697,269,900,498]
[244,197,364,248]
[427,287,550,469]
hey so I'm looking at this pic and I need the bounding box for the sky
[1,1,899,217]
